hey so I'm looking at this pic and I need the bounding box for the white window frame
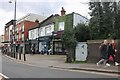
[45,26,51,35]
[22,25,24,32]
[22,33,24,41]
[58,22,64,31]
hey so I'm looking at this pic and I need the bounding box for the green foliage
[89,2,120,39]
[89,2,104,39]
[62,28,77,49]
[62,28,77,63]
[62,13,77,49]
[61,13,77,63]
[114,2,120,39]
[75,24,90,42]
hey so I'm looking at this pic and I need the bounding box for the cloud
[0,0,90,35]
[63,1,90,18]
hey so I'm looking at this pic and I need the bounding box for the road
[1,54,119,78]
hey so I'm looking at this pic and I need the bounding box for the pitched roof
[39,14,59,27]
[17,13,46,24]
[28,14,60,30]
[5,20,15,28]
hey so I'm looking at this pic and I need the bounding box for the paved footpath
[0,76,2,80]
[4,54,120,75]
[0,75,4,80]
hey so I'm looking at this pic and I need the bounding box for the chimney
[61,7,66,16]
[35,19,39,23]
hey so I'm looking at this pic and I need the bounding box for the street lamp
[9,0,17,58]
[9,0,16,21]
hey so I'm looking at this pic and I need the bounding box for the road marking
[0,73,9,79]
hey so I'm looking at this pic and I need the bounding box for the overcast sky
[0,0,90,35]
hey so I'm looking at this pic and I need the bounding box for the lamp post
[9,0,16,58]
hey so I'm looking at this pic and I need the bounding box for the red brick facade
[4,27,10,42]
[15,20,38,44]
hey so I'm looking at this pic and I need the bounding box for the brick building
[3,13,46,57]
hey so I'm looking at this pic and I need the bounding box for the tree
[75,24,90,42]
[62,28,77,63]
[112,2,120,39]
[102,2,113,38]
[89,2,104,39]
[88,2,120,39]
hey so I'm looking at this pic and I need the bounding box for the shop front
[29,39,39,54]
[38,36,52,54]
[52,31,66,55]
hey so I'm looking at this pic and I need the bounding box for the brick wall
[87,40,102,63]
[4,27,9,42]
[24,21,38,40]
[115,40,120,62]
[87,40,120,63]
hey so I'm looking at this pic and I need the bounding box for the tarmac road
[1,55,118,79]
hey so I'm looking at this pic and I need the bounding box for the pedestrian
[31,44,35,55]
[97,40,109,66]
[99,41,104,50]
[106,40,119,66]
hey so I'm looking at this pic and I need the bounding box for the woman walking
[107,40,119,66]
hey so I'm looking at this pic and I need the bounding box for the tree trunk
[66,48,75,63]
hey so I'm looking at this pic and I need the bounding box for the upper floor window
[5,28,8,35]
[5,28,8,31]
[32,30,35,39]
[58,22,64,31]
[39,27,45,37]
[22,33,24,41]
[45,26,51,35]
[16,34,18,41]
[16,28,18,33]
[29,30,32,40]
[21,25,24,32]
[19,26,21,32]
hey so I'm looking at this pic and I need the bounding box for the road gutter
[49,66,120,75]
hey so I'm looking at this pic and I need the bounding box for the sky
[0,0,90,35]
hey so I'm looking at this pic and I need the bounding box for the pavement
[3,54,120,75]
[0,74,5,80]
[0,76,2,80]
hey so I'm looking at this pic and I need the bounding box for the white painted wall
[28,30,31,40]
[29,28,38,40]
[39,24,54,37]
[29,23,54,40]
[0,35,3,47]
[73,13,88,28]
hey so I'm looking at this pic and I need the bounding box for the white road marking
[0,73,9,79]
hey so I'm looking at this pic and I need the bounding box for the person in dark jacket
[97,40,109,66]
[107,40,119,66]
